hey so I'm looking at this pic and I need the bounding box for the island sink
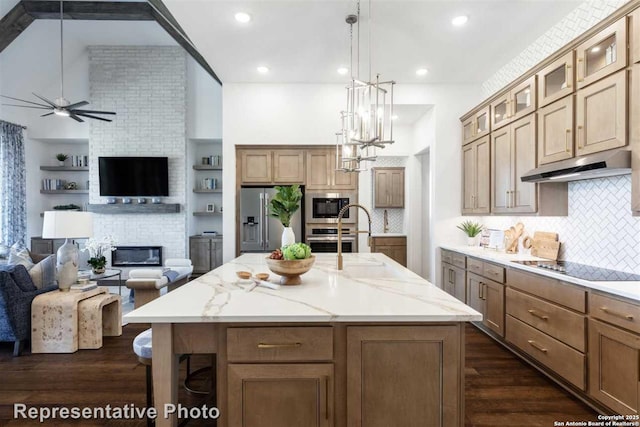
[124,253,481,427]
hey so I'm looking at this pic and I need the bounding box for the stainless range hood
[521,149,631,183]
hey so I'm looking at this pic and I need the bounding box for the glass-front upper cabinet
[461,106,490,145]
[490,76,536,130]
[576,17,627,89]
[537,51,575,107]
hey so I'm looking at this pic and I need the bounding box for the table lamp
[42,211,93,291]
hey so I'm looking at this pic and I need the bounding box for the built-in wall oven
[305,193,356,224]
[306,227,356,253]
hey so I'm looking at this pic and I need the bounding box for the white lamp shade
[42,211,94,239]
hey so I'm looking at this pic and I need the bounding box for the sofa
[0,264,58,356]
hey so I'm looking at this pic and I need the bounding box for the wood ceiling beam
[0,2,35,53]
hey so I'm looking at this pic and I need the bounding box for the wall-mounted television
[99,157,169,197]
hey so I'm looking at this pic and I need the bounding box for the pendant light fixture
[336,0,395,172]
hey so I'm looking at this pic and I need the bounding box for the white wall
[223,83,483,283]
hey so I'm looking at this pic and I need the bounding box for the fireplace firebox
[112,246,162,267]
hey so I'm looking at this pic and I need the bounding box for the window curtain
[0,121,26,247]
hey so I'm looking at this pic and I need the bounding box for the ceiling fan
[1,0,115,123]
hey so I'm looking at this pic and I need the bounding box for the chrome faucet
[337,204,372,270]
[383,209,389,233]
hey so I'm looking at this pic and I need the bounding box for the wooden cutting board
[533,231,558,242]
[535,240,561,260]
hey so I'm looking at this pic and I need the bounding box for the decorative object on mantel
[83,235,116,275]
[87,203,180,214]
[269,185,303,247]
[504,222,525,253]
[0,1,116,123]
[335,0,396,172]
[457,220,484,246]
[55,153,68,166]
[42,211,94,291]
[151,197,162,204]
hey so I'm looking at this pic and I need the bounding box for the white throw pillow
[29,254,57,289]
[8,242,34,269]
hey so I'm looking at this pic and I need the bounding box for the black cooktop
[512,260,640,282]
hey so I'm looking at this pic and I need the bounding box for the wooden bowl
[264,255,316,286]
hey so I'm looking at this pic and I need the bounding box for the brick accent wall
[88,46,188,260]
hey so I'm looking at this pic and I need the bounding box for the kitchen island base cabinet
[228,364,333,427]
[347,326,463,427]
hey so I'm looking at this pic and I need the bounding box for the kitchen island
[124,253,481,427]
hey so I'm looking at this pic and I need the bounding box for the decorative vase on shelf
[92,266,106,275]
[282,227,295,247]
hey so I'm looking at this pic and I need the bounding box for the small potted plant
[56,153,68,166]
[83,235,116,274]
[269,184,303,247]
[457,220,483,246]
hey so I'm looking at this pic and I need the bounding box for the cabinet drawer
[451,253,466,269]
[483,263,505,284]
[590,293,640,334]
[507,268,586,313]
[467,258,483,275]
[506,288,586,352]
[506,315,585,390]
[441,250,453,265]
[227,327,333,362]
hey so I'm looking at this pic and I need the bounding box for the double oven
[305,193,357,253]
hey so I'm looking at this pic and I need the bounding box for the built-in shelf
[193,165,223,171]
[40,211,83,217]
[87,204,181,214]
[193,211,222,216]
[193,189,222,193]
[40,166,89,171]
[40,190,89,194]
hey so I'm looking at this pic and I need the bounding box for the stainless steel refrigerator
[240,187,303,252]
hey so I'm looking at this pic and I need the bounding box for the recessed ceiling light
[416,68,429,76]
[235,12,251,23]
[451,15,468,27]
[591,46,601,53]
[337,67,349,75]
[257,66,269,74]
[391,115,399,121]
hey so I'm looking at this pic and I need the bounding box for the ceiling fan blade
[0,95,51,108]
[32,93,58,107]
[66,101,89,110]
[75,112,112,122]
[69,114,84,123]
[41,112,54,117]
[2,104,52,110]
[72,109,116,115]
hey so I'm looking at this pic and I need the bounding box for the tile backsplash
[476,175,640,274]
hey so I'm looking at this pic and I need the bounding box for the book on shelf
[200,178,218,190]
[42,179,65,190]
[69,155,88,167]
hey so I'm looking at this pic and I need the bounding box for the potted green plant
[83,236,116,274]
[457,220,483,246]
[55,153,68,166]
[269,185,303,246]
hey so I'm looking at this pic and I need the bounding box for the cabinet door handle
[505,190,510,208]
[577,58,584,82]
[577,125,583,149]
[565,129,571,153]
[257,342,302,349]
[451,270,456,284]
[565,64,572,88]
[527,340,548,353]
[478,282,483,299]
[527,309,549,321]
[321,375,330,420]
[600,307,634,321]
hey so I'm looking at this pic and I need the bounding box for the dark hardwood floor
[0,323,598,426]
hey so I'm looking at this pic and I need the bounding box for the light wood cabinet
[589,318,640,414]
[189,236,222,274]
[491,114,537,214]
[347,326,462,427]
[306,148,358,191]
[632,8,640,64]
[467,272,505,337]
[373,167,404,208]
[537,96,574,165]
[370,236,406,267]
[462,136,490,215]
[576,70,628,156]
[537,51,575,107]
[576,17,627,89]
[239,149,305,185]
[491,76,536,130]
[441,262,465,303]
[461,106,490,145]
[228,363,333,427]
[632,63,640,215]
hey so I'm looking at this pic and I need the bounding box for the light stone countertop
[441,245,640,303]
[124,252,482,324]
[371,233,406,237]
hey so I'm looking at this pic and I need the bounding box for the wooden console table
[31,287,122,353]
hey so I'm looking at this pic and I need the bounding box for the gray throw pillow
[29,254,57,289]
[8,242,34,269]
